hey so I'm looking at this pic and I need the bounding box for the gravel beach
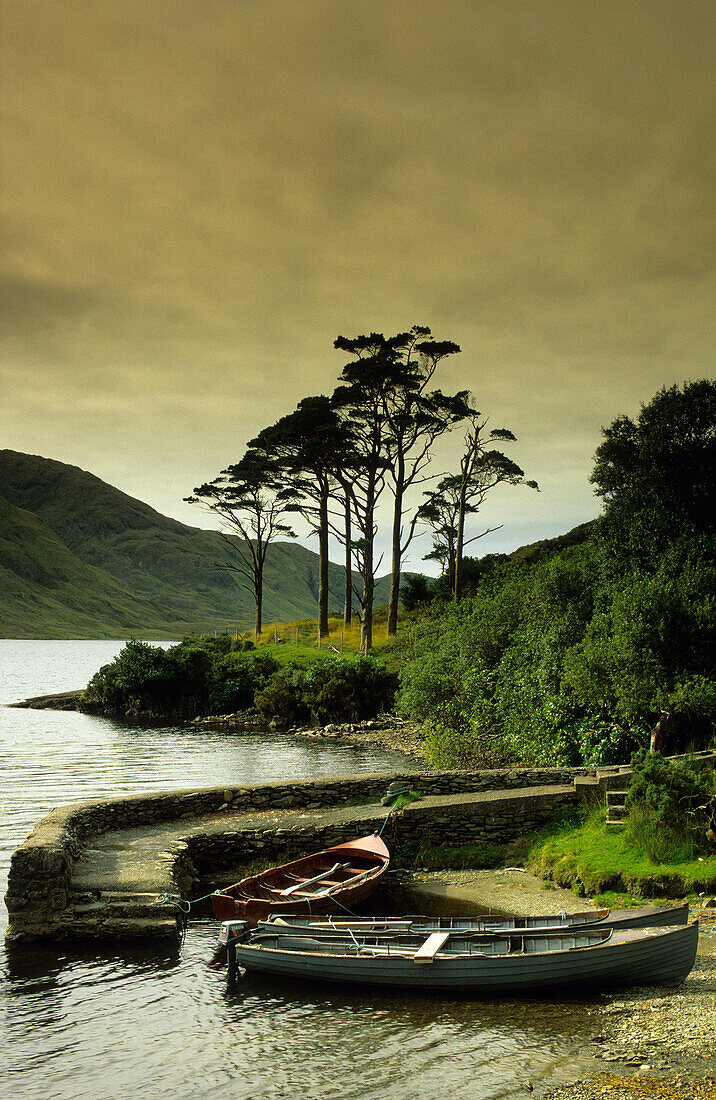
[406,867,716,1100]
[540,917,716,1099]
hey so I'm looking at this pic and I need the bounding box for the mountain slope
[0,494,186,637]
[0,450,389,638]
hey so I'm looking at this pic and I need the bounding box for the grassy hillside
[0,450,389,638]
[0,495,188,637]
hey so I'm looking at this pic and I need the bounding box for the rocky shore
[193,712,430,761]
[10,692,431,762]
[8,688,85,710]
[399,868,715,1098]
[541,935,716,1095]
[543,922,716,1099]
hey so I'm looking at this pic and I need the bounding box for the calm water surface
[1,641,596,1099]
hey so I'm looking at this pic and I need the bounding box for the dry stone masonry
[6,765,602,943]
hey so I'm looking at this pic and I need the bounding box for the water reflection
[0,641,595,1099]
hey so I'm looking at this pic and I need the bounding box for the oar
[278,862,350,897]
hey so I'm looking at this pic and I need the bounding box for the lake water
[0,640,596,1099]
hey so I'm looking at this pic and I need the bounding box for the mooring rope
[158,888,225,913]
[377,788,412,836]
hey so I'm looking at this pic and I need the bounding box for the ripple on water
[0,641,595,1100]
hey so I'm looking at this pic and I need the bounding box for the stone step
[574,776,600,795]
[606,805,627,821]
[606,790,628,806]
[596,770,633,791]
[63,915,182,939]
[70,896,180,920]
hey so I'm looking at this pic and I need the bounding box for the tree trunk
[361,566,373,654]
[254,569,263,636]
[360,495,375,653]
[650,711,670,754]
[447,547,456,596]
[387,460,404,637]
[343,497,352,626]
[317,487,330,639]
[454,489,467,601]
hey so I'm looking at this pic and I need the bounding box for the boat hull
[232,922,699,993]
[211,834,390,924]
[259,901,689,936]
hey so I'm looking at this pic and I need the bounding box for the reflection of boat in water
[211,834,390,924]
[257,900,689,936]
[223,920,699,993]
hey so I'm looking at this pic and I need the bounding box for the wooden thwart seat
[413,931,451,964]
[275,862,350,897]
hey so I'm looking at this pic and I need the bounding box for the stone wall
[5,766,592,942]
[12,765,596,840]
[186,787,581,883]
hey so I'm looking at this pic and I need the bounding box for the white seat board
[413,931,450,964]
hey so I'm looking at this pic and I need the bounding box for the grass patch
[390,790,422,810]
[247,611,409,674]
[530,806,716,898]
[393,838,505,871]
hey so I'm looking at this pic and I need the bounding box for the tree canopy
[591,379,716,567]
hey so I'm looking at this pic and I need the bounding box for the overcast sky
[2,0,714,570]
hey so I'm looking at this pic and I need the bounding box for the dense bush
[82,639,397,726]
[625,751,715,862]
[255,656,398,725]
[397,537,715,766]
[206,651,280,713]
[82,636,279,719]
[397,381,716,768]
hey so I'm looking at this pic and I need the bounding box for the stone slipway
[67,785,577,937]
[6,767,593,942]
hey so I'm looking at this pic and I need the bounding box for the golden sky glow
[1,1,714,564]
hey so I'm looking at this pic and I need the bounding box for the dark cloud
[1,0,713,558]
[0,273,101,336]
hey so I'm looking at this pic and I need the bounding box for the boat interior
[246,927,615,957]
[234,853,383,901]
[265,909,613,933]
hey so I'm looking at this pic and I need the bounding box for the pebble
[542,921,716,1098]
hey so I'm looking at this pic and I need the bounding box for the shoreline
[414,867,715,1098]
[9,690,715,1093]
[8,690,431,762]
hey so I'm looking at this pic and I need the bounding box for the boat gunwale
[235,921,698,964]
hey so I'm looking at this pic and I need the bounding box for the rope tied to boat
[376,786,413,837]
[158,888,225,913]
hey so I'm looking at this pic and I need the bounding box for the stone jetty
[4,765,604,942]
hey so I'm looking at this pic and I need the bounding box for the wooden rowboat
[226,920,699,993]
[211,834,390,924]
[258,900,689,936]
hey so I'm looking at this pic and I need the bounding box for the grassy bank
[245,607,408,674]
[530,807,716,900]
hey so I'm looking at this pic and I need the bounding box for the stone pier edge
[5,765,601,942]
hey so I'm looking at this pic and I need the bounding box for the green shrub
[255,656,398,725]
[625,751,715,862]
[398,528,715,767]
[569,712,646,766]
[207,651,280,713]
[83,640,180,717]
[424,709,513,769]
[83,636,280,719]
[254,664,311,724]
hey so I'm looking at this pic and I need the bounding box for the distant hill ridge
[0,450,388,638]
[0,450,593,639]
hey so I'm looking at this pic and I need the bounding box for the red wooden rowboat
[211,834,390,924]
